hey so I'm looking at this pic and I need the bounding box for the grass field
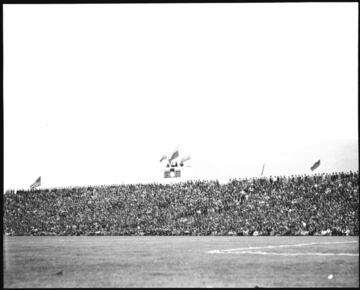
[3,236,359,288]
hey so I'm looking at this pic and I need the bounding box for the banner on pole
[30,176,41,189]
[310,160,321,171]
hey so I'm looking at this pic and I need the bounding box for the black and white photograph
[3,2,359,288]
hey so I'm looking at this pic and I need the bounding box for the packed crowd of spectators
[3,171,359,236]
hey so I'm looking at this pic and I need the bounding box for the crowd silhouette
[4,171,358,236]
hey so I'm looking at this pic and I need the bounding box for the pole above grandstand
[261,164,265,176]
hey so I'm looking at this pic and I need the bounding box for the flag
[169,149,179,162]
[310,160,321,171]
[30,176,41,189]
[261,163,265,176]
[160,155,167,162]
[181,154,191,163]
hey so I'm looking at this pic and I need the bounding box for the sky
[3,3,358,190]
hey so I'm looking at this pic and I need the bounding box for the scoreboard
[164,168,181,178]
[159,150,191,180]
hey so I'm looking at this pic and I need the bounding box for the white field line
[212,251,359,256]
[207,241,358,255]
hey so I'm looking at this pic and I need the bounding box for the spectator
[3,171,359,236]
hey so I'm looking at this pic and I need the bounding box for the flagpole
[261,163,265,176]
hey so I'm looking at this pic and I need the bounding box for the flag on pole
[169,148,179,162]
[181,154,191,163]
[261,163,265,176]
[160,155,168,162]
[310,160,321,171]
[30,176,41,189]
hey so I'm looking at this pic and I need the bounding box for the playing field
[3,236,359,288]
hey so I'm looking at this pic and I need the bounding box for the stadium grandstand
[4,171,358,237]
